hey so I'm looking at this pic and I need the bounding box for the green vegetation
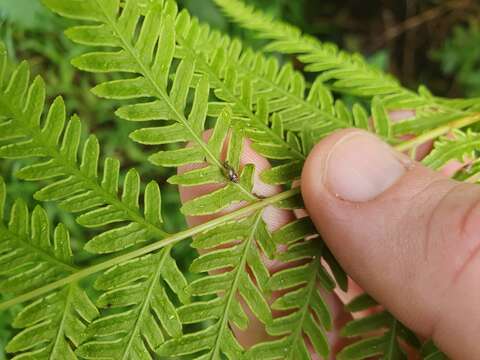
[0,0,477,358]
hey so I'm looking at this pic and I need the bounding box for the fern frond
[213,0,480,132]
[137,3,476,179]
[212,0,480,157]
[44,0,350,189]
[52,0,321,208]
[157,212,273,359]
[245,218,345,360]
[77,247,188,359]
[44,0,470,190]
[421,341,448,360]
[0,51,191,358]
[391,111,465,137]
[0,185,300,359]
[7,285,98,360]
[175,20,352,183]
[29,2,456,359]
[43,0,260,214]
[213,0,426,108]
[0,177,75,294]
[423,129,480,170]
[170,10,343,136]
[0,56,168,254]
[0,176,99,359]
[0,187,301,313]
[30,4,351,356]
[337,294,420,360]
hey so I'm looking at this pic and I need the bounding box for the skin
[180,129,479,359]
[302,129,480,359]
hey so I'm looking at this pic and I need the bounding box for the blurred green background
[1,0,479,356]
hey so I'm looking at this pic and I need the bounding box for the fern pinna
[0,0,478,358]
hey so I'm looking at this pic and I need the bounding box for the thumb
[301,129,480,359]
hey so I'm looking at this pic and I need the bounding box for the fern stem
[3,105,476,311]
[394,112,480,152]
[121,247,170,360]
[211,211,262,358]
[287,260,320,359]
[384,319,400,357]
[0,188,300,311]
[49,285,74,358]
[5,108,478,311]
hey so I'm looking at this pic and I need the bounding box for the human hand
[180,129,478,359]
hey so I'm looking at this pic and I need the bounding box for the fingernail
[325,132,409,202]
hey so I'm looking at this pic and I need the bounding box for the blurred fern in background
[433,20,480,97]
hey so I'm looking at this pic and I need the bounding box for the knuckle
[425,182,480,283]
[452,192,480,284]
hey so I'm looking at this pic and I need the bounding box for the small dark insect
[223,161,239,183]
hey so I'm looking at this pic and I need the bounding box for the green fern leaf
[213,0,424,107]
[44,0,336,190]
[0,178,75,294]
[391,111,463,137]
[7,285,98,360]
[158,212,272,359]
[0,48,190,358]
[212,0,480,147]
[25,1,463,359]
[44,0,264,212]
[0,54,169,254]
[337,294,421,360]
[245,218,338,360]
[44,0,420,192]
[0,176,99,359]
[421,341,448,360]
[77,248,188,359]
[423,129,480,170]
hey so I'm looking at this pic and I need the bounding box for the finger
[301,129,480,359]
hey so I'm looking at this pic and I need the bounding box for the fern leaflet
[0,45,191,358]
[3,0,465,359]
[158,212,272,359]
[421,341,448,360]
[0,55,168,254]
[337,293,420,360]
[213,0,480,144]
[0,177,99,359]
[246,217,345,360]
[423,129,480,170]
[77,247,188,359]
[213,0,426,108]
[0,177,75,294]
[7,285,98,360]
